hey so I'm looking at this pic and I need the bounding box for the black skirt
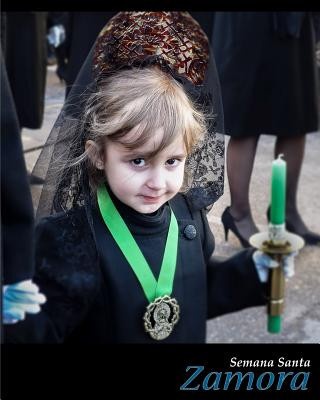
[212,12,319,137]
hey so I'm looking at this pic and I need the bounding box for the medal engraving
[143,295,180,340]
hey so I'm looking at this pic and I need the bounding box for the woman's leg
[275,134,310,234]
[227,135,260,241]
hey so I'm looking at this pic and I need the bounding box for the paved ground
[22,65,320,343]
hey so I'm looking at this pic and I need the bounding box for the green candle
[270,154,286,225]
[268,155,287,334]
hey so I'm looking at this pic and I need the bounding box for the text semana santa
[180,357,311,391]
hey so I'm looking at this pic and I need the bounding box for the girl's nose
[146,168,166,191]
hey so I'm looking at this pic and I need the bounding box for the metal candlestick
[249,230,304,333]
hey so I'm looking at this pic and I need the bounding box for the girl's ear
[85,140,105,170]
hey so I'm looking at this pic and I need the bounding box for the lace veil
[32,12,225,225]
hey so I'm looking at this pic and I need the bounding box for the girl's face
[91,127,187,213]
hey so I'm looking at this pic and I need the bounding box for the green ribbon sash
[97,184,179,303]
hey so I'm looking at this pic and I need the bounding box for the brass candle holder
[249,230,304,333]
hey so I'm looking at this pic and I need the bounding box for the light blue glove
[253,250,297,283]
[3,280,46,324]
[47,25,66,48]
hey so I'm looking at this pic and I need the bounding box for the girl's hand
[3,280,46,324]
[252,250,297,283]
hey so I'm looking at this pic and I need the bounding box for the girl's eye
[166,158,179,166]
[131,158,146,167]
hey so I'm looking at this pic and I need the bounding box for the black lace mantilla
[32,11,224,222]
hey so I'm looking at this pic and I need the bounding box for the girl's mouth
[140,195,163,203]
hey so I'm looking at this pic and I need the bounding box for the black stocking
[227,135,260,241]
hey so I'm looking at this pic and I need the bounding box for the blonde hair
[80,66,207,190]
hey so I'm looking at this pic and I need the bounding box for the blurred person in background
[212,12,320,247]
[46,12,68,82]
[1,50,46,329]
[1,12,47,130]
[1,12,48,184]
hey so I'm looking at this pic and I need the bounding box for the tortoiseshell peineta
[92,12,209,86]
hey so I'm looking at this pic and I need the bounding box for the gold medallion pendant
[143,295,180,340]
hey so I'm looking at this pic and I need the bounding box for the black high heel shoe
[266,206,320,246]
[286,221,320,245]
[221,206,252,248]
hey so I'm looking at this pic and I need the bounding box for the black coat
[2,12,47,129]
[1,51,35,284]
[211,12,319,137]
[4,194,267,344]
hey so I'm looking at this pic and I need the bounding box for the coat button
[183,224,197,240]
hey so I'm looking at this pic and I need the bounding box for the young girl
[3,12,295,343]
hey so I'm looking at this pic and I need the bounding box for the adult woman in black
[212,12,320,247]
